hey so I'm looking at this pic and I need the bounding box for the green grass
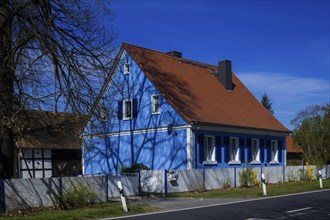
[170,179,330,198]
[0,202,157,220]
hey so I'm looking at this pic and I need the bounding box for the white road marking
[100,189,330,220]
[286,207,313,213]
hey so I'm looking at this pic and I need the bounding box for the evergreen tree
[261,92,274,115]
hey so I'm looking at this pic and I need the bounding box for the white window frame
[123,99,133,120]
[270,140,279,163]
[203,135,217,164]
[229,137,240,164]
[151,95,160,115]
[124,63,130,75]
[251,138,261,164]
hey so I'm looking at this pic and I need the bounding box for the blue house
[83,43,290,175]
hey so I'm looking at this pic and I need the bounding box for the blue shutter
[224,137,230,163]
[278,140,282,163]
[215,136,221,162]
[133,98,138,118]
[239,137,245,163]
[266,140,271,162]
[260,139,265,163]
[247,138,252,163]
[198,135,204,164]
[117,100,123,120]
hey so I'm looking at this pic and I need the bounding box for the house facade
[83,43,290,175]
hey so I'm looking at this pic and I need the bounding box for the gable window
[229,137,240,163]
[251,138,260,163]
[124,63,130,74]
[151,95,160,114]
[123,99,133,119]
[271,140,278,163]
[203,135,217,164]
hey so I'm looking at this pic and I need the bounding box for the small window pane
[124,100,132,119]
[230,138,239,161]
[124,63,130,74]
[204,136,215,161]
[152,95,160,114]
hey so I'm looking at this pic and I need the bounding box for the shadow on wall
[85,54,197,174]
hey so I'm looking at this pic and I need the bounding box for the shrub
[239,167,260,187]
[121,162,150,173]
[221,181,232,191]
[298,163,315,181]
[305,162,314,180]
[61,184,100,209]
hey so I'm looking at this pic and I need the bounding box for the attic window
[123,99,133,119]
[100,104,107,121]
[124,63,130,74]
[151,95,160,114]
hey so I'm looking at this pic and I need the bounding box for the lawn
[0,202,157,220]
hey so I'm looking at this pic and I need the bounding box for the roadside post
[261,173,267,196]
[117,180,128,212]
[318,170,323,189]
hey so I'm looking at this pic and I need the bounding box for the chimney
[218,60,232,91]
[167,51,182,58]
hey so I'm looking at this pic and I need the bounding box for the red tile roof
[123,43,290,133]
[286,136,303,153]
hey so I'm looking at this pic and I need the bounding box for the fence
[1,175,139,213]
[1,165,329,213]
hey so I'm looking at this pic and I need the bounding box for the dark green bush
[121,162,150,173]
[61,184,100,209]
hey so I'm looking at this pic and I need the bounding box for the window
[203,135,216,164]
[230,137,239,162]
[151,95,160,114]
[251,138,260,162]
[124,63,130,74]
[124,99,133,119]
[100,103,107,121]
[19,149,52,179]
[271,140,278,162]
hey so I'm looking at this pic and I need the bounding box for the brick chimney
[167,51,182,58]
[218,60,232,91]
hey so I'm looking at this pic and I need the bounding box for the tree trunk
[0,0,18,179]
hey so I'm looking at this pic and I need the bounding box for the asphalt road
[105,189,330,220]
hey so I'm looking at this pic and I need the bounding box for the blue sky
[108,0,329,130]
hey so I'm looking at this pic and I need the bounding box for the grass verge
[0,202,157,220]
[170,179,330,198]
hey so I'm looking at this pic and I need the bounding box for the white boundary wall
[1,165,329,213]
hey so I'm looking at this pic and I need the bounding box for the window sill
[250,160,261,165]
[123,117,133,121]
[203,160,218,165]
[228,160,241,165]
[269,161,279,165]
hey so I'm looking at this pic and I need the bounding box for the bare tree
[0,0,116,178]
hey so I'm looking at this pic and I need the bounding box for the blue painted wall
[84,50,188,174]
